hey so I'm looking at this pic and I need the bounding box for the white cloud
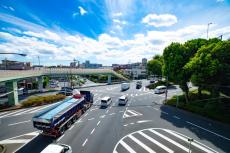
[78,6,87,16]
[112,12,122,17]
[142,14,177,27]
[1,13,230,65]
[2,5,15,11]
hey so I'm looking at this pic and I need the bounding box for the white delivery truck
[121,83,130,91]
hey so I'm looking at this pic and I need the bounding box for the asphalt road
[0,80,230,153]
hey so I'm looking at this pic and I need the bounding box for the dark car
[150,80,155,84]
[57,88,73,96]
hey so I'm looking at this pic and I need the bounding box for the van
[41,143,72,153]
[118,95,128,105]
[101,97,112,108]
[154,86,166,94]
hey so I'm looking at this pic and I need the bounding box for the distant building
[81,60,102,69]
[0,59,31,70]
[112,58,147,79]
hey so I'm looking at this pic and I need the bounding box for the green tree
[163,42,191,103]
[147,59,162,76]
[185,40,230,97]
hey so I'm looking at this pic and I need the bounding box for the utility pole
[207,22,212,39]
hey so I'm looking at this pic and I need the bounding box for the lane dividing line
[84,113,88,117]
[88,118,95,121]
[186,121,230,141]
[82,138,88,147]
[69,125,75,131]
[57,134,65,142]
[153,108,159,111]
[97,121,101,126]
[106,110,109,114]
[8,120,31,126]
[109,113,116,116]
[173,116,181,120]
[119,111,124,113]
[90,128,95,135]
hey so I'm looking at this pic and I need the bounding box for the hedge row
[21,94,66,107]
[166,91,230,124]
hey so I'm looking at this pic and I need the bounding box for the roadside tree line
[148,38,230,103]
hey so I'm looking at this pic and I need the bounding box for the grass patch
[166,90,230,124]
[21,94,66,107]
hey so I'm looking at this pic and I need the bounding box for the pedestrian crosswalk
[0,102,59,119]
[113,128,218,153]
[0,131,39,153]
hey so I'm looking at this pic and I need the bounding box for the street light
[207,22,212,39]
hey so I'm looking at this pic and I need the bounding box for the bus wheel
[72,116,77,123]
[60,127,65,135]
[66,121,72,128]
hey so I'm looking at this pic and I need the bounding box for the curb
[0,144,6,153]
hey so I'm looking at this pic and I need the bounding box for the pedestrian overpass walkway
[0,68,128,82]
[0,68,128,106]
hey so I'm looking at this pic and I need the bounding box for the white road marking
[69,125,75,130]
[88,117,95,121]
[90,128,95,135]
[138,131,174,153]
[135,94,138,96]
[97,121,101,126]
[0,139,30,144]
[123,124,128,127]
[136,120,152,124]
[164,129,217,153]
[109,113,116,115]
[119,111,124,113]
[0,109,27,119]
[0,111,9,116]
[173,116,180,119]
[100,115,106,118]
[153,108,159,111]
[8,120,31,126]
[12,107,40,116]
[186,121,230,141]
[57,134,65,142]
[106,110,109,114]
[84,113,88,117]
[128,104,130,106]
[119,140,137,153]
[128,135,156,153]
[82,138,88,147]
[149,129,189,152]
[130,122,134,125]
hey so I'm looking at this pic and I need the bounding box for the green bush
[21,94,66,107]
[166,90,230,124]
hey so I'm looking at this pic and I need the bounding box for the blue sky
[0,0,230,66]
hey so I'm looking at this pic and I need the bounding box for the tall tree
[185,40,230,97]
[163,42,191,103]
[147,59,162,76]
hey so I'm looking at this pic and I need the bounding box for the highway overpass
[0,68,128,105]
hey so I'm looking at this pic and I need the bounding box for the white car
[118,95,128,105]
[101,96,112,108]
[154,86,166,94]
[41,143,72,153]
[121,83,130,91]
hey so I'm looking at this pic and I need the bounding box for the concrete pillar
[6,81,19,106]
[38,76,43,92]
[107,74,112,84]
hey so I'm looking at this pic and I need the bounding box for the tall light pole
[207,22,212,39]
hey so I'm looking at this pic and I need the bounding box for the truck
[121,83,130,91]
[32,90,93,137]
